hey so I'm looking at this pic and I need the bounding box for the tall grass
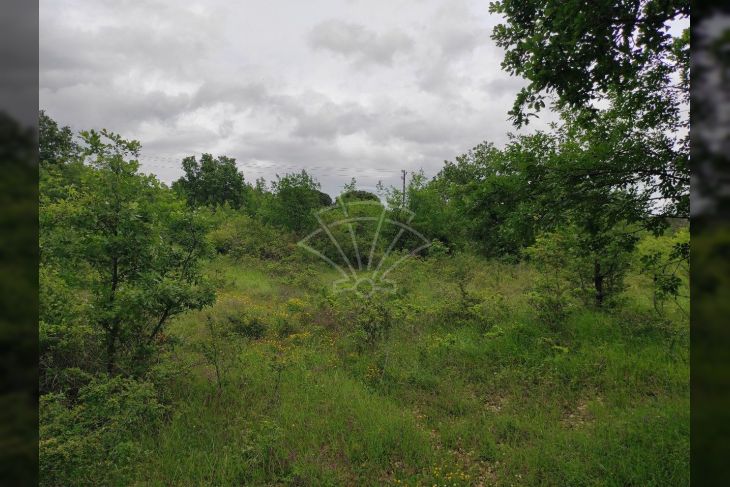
[126,252,688,486]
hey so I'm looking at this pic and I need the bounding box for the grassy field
[128,253,688,486]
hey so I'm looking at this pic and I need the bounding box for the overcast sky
[40,0,557,196]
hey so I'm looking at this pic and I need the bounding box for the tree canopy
[173,153,250,210]
[490,0,689,127]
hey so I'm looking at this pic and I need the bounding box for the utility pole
[401,169,407,208]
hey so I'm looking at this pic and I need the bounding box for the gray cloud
[307,19,413,67]
[40,0,557,196]
[483,77,527,97]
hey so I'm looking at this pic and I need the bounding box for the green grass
[127,254,689,486]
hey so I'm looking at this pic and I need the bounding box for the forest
[39,2,689,486]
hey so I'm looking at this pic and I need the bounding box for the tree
[173,153,249,210]
[39,110,78,166]
[261,170,326,234]
[39,111,86,202]
[422,104,684,303]
[336,178,379,204]
[489,0,689,127]
[316,190,333,206]
[488,0,690,230]
[338,190,378,203]
[527,109,689,304]
[384,170,466,252]
[431,137,557,256]
[41,129,215,375]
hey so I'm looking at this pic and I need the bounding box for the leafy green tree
[426,107,684,304]
[39,112,86,202]
[261,170,326,234]
[378,170,465,253]
[41,129,215,375]
[432,137,556,256]
[336,178,378,204]
[316,190,334,206]
[338,190,378,203]
[39,110,79,166]
[173,153,250,210]
[489,0,689,127]
[488,0,690,248]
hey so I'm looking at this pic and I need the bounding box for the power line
[135,154,404,175]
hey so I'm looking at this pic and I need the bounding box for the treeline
[40,95,689,387]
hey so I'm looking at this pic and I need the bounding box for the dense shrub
[259,171,326,234]
[636,227,690,314]
[228,314,267,339]
[301,200,395,270]
[40,377,164,486]
[328,292,405,349]
[525,230,580,328]
[39,267,101,393]
[208,211,293,260]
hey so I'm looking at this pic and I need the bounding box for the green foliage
[527,222,637,311]
[173,153,250,210]
[207,208,293,260]
[554,108,689,223]
[39,110,79,167]
[637,227,689,314]
[40,126,216,375]
[489,0,689,127]
[427,238,449,257]
[315,189,333,206]
[40,376,164,486]
[526,230,581,328]
[228,313,267,339]
[336,179,379,204]
[260,170,326,234]
[329,292,403,350]
[195,315,244,391]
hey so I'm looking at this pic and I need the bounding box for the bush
[527,224,636,309]
[39,267,102,393]
[525,230,580,328]
[328,292,403,350]
[39,321,101,394]
[636,227,689,315]
[426,238,450,257]
[228,314,267,339]
[301,200,391,269]
[40,376,165,486]
[209,211,292,260]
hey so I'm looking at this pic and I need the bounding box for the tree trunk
[106,255,120,375]
[594,260,604,306]
[106,330,117,375]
